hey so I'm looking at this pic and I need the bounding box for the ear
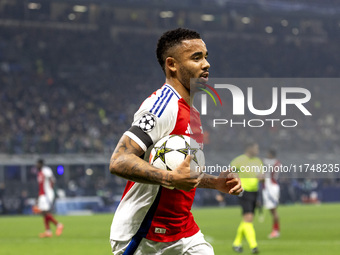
[165,57,177,73]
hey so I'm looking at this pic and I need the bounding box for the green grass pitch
[0,203,340,255]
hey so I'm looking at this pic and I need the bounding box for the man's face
[172,39,210,90]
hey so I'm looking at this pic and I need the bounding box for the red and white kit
[110,84,213,255]
[37,166,55,211]
[262,158,281,210]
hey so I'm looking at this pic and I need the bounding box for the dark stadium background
[0,0,339,215]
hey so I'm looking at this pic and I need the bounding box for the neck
[165,77,192,106]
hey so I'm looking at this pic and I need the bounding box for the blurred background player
[36,159,63,238]
[231,142,263,254]
[262,148,281,239]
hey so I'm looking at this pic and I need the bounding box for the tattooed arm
[197,172,243,195]
[109,135,202,192]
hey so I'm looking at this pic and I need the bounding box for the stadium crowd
[1,26,340,154]
[1,14,340,213]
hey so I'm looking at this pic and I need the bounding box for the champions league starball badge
[138,113,156,132]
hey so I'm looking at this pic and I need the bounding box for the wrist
[198,174,218,189]
[162,171,174,187]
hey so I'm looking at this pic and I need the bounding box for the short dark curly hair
[156,28,201,73]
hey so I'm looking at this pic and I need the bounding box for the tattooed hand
[218,171,243,195]
[197,171,243,195]
[171,155,204,192]
[109,135,203,191]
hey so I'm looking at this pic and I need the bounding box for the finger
[190,171,203,180]
[226,178,237,184]
[228,181,239,191]
[197,172,204,181]
[193,179,201,188]
[231,187,243,195]
[184,155,193,164]
[229,184,242,194]
[193,172,204,188]
[229,187,238,194]
[237,188,244,194]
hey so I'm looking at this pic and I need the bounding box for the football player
[36,159,63,238]
[262,149,281,239]
[109,28,243,255]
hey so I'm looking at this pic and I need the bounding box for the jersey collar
[163,84,181,99]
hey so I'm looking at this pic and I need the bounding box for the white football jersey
[263,158,280,188]
[110,84,204,245]
[38,166,55,197]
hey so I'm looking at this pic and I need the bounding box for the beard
[178,65,199,93]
